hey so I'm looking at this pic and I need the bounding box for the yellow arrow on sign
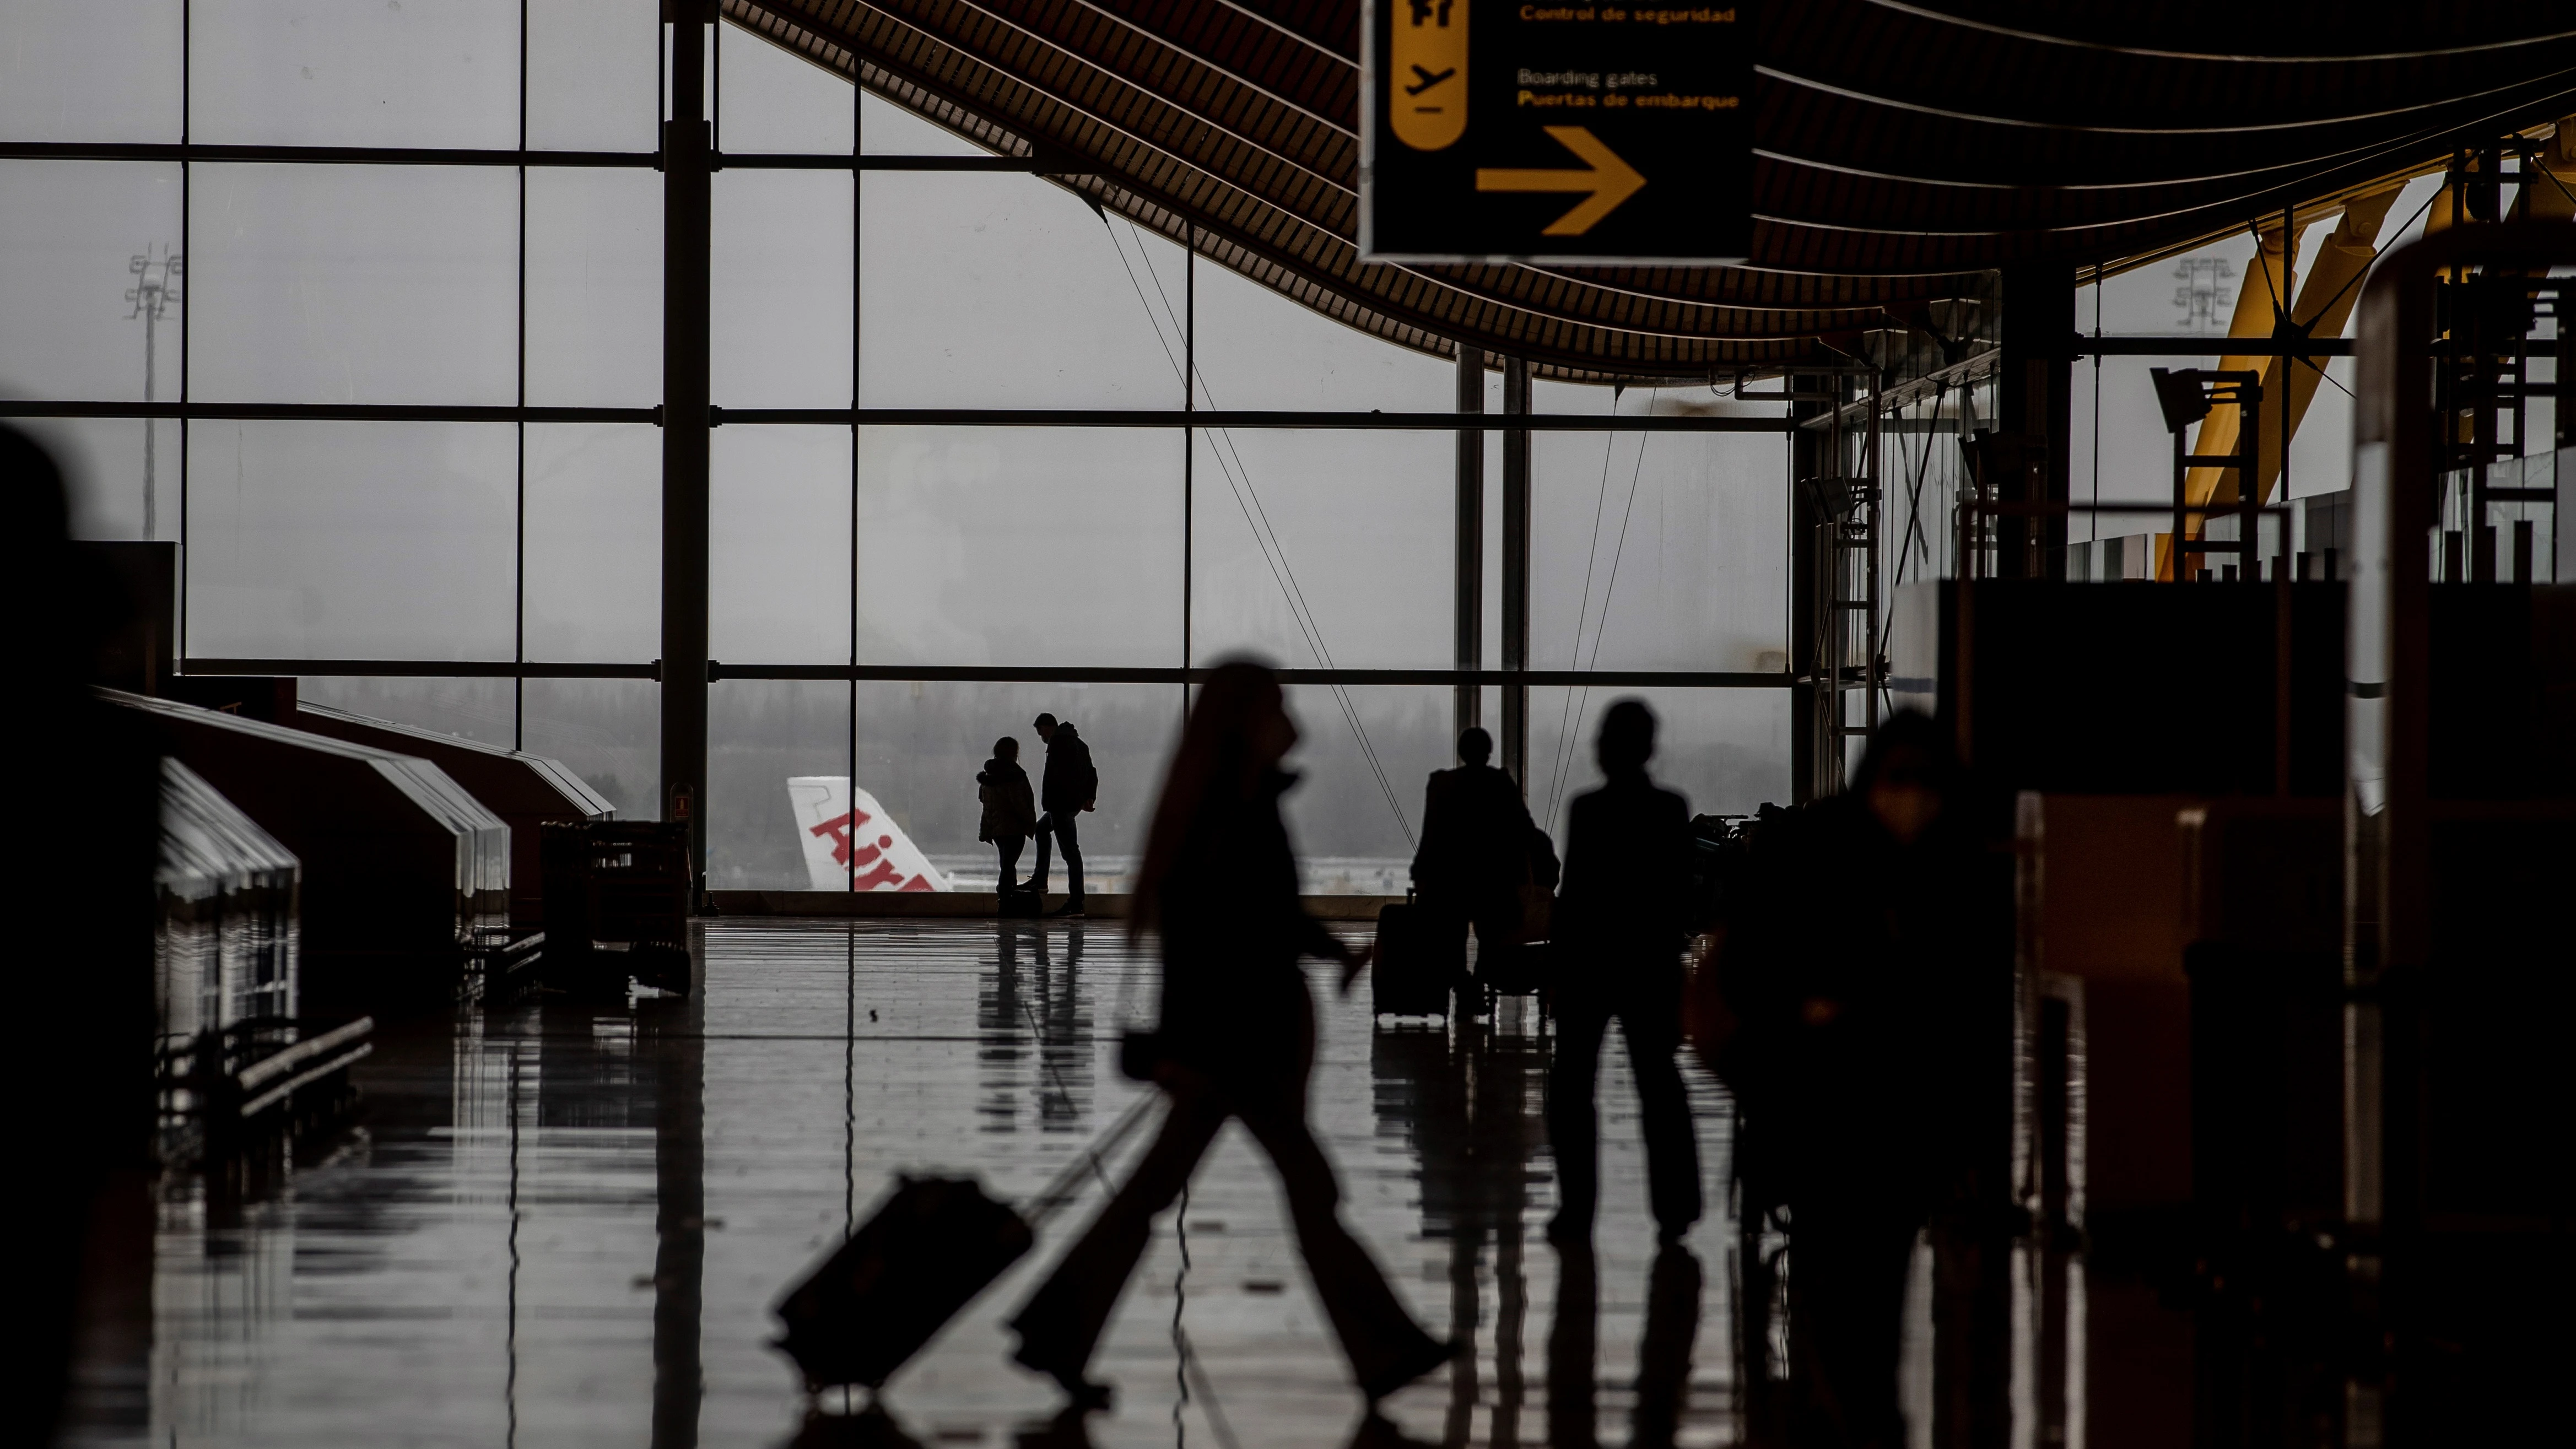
[1474,126,1647,236]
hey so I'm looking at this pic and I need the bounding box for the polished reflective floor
[91,921,1754,1448]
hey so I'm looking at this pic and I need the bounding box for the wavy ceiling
[726,0,2576,379]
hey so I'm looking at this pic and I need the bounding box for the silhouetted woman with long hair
[1007,661,1452,1408]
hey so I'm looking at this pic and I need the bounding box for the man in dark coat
[1409,726,1540,976]
[1547,699,1702,1246]
[1028,712,1098,916]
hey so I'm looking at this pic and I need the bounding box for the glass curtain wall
[5,4,1796,889]
[2,0,666,818]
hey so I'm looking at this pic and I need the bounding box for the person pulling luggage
[1006,661,1455,1409]
[1410,726,1543,983]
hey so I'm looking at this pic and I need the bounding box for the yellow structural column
[2157,185,2402,579]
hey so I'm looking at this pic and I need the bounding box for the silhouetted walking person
[1546,699,1702,1245]
[1008,662,1452,1408]
[1028,712,1097,916]
[1411,726,1544,977]
[978,736,1037,889]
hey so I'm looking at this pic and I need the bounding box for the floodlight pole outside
[125,247,183,538]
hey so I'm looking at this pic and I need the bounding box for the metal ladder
[1808,371,1883,798]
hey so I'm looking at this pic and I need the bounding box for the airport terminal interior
[9,3,2573,1446]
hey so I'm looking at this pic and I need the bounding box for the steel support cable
[1542,393,1625,828]
[1949,381,1982,578]
[1165,369,1417,841]
[1110,220,1416,846]
[1894,380,1948,588]
[2266,183,2444,414]
[1872,386,1927,718]
[2178,187,2434,555]
[1197,417,1416,845]
[1547,392,1656,832]
[2192,185,2436,526]
[1098,217,1414,844]
[1871,377,1938,715]
[1098,220,1325,689]
[1878,387,1937,718]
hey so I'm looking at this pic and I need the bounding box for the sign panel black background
[1363,1,1752,263]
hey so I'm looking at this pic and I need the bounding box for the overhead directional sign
[1362,2,1752,264]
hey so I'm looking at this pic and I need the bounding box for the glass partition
[855,427,1184,669]
[186,420,518,660]
[190,164,519,406]
[4,4,1793,883]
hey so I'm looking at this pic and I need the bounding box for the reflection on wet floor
[95,920,1753,1448]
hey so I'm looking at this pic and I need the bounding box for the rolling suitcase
[997,883,1044,918]
[773,1090,1158,1394]
[1372,895,1459,1018]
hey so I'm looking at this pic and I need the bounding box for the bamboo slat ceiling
[725,0,2576,380]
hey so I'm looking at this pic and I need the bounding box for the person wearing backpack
[1410,726,1543,983]
[1028,712,1098,916]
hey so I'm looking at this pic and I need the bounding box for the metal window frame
[175,658,1794,689]
[14,4,1805,891]
[0,401,1786,431]
[0,141,1080,172]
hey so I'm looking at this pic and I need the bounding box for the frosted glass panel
[190,0,520,149]
[526,166,662,407]
[0,162,185,403]
[186,421,515,660]
[859,176,1185,409]
[18,417,182,543]
[711,171,852,409]
[861,89,985,156]
[528,0,660,153]
[717,20,851,154]
[707,679,850,889]
[523,678,658,819]
[1278,684,1450,876]
[1529,398,1790,673]
[525,424,660,663]
[854,428,1183,668]
[710,425,851,664]
[1190,428,1451,669]
[0,1,183,143]
[1192,259,1453,414]
[191,164,517,405]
